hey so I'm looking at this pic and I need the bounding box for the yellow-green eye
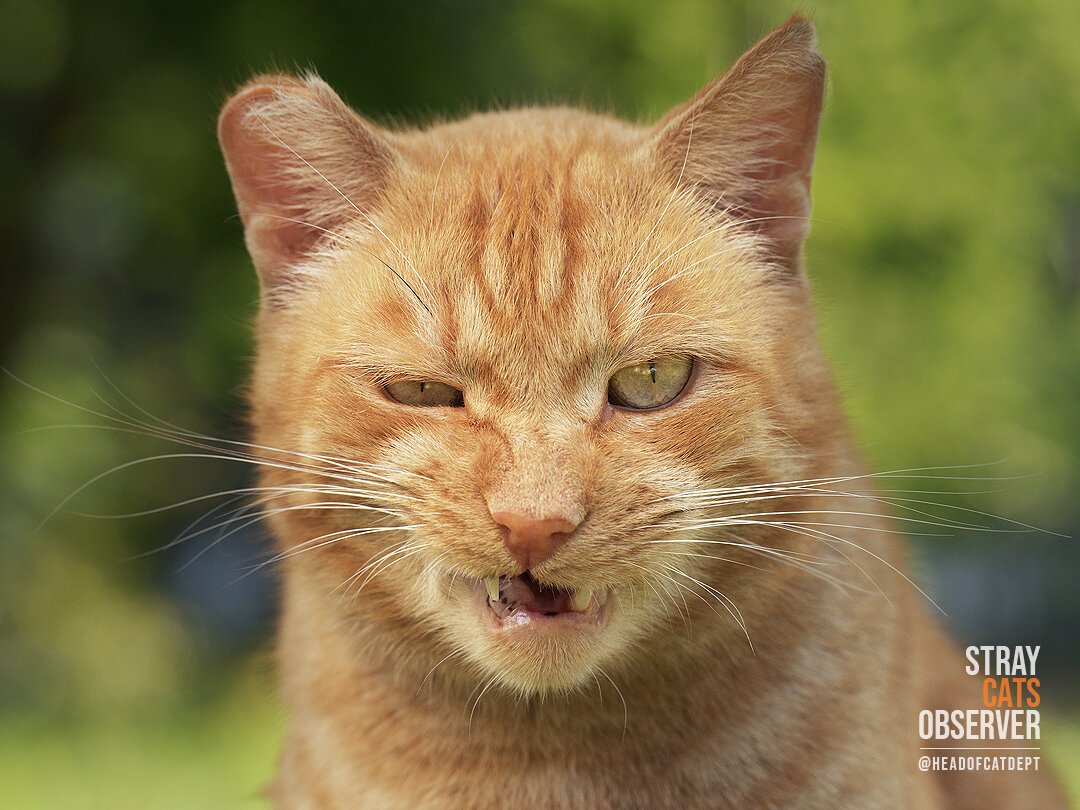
[608,357,693,410]
[385,380,464,407]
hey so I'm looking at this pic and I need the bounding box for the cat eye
[385,380,464,408]
[608,357,694,410]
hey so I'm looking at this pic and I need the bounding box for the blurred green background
[1,0,1078,806]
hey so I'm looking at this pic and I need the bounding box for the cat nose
[490,511,578,571]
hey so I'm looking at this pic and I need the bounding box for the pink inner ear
[229,131,326,267]
[734,79,823,256]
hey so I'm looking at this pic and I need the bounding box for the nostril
[490,511,578,570]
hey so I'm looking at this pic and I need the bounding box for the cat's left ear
[218,74,397,298]
[654,16,825,268]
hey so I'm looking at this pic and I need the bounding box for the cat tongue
[494,573,571,617]
[507,573,570,613]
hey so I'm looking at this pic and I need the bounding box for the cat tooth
[483,577,500,602]
[570,587,592,612]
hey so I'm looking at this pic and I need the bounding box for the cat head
[219,17,831,695]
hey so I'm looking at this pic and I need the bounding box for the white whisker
[596,667,628,740]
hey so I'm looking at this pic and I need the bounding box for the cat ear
[218,74,396,295]
[654,16,825,267]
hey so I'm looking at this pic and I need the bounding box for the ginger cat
[218,17,1069,809]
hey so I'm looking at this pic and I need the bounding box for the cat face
[220,19,826,695]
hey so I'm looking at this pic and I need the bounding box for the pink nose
[490,511,578,570]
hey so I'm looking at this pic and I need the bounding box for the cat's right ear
[653,16,825,269]
[218,74,396,296]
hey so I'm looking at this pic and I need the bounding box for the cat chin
[449,581,626,694]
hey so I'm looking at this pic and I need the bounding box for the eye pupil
[649,361,656,384]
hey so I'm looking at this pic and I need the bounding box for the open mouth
[481,572,608,626]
